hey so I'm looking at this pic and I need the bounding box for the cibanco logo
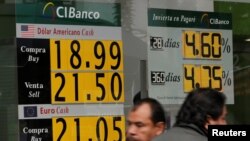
[42,2,56,20]
[200,13,210,28]
[42,2,101,20]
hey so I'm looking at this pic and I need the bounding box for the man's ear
[205,115,213,129]
[155,122,166,135]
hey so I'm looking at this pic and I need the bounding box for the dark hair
[175,88,226,129]
[132,97,166,124]
[133,91,141,105]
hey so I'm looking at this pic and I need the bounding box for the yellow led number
[51,72,124,103]
[53,116,125,141]
[183,64,222,92]
[50,39,124,103]
[183,31,221,59]
[50,39,123,71]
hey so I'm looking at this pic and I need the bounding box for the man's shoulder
[165,126,207,141]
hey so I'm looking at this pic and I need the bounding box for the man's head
[175,88,227,130]
[126,98,166,141]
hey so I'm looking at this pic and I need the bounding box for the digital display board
[50,39,124,104]
[16,1,125,140]
[148,8,234,104]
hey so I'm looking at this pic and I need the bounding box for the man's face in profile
[126,103,164,141]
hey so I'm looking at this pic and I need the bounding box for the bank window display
[0,0,250,141]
